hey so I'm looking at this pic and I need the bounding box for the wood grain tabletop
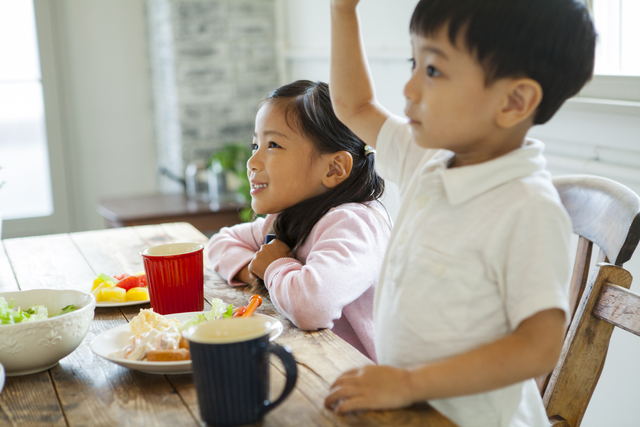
[0,222,455,427]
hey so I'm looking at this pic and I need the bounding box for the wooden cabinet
[97,193,246,235]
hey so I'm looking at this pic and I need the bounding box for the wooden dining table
[0,222,455,426]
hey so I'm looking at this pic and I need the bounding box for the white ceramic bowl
[0,289,96,376]
[0,362,4,394]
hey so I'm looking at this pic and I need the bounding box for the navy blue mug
[185,317,297,426]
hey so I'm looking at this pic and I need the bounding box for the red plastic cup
[141,242,205,315]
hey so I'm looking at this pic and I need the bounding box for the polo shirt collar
[433,139,547,206]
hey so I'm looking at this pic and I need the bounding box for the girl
[206,80,391,360]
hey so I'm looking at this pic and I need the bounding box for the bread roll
[179,335,190,350]
[146,348,190,362]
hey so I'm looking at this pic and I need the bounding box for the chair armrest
[594,283,640,337]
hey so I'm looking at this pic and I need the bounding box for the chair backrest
[542,174,640,427]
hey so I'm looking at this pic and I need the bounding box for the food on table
[231,295,262,318]
[179,335,189,350]
[109,309,181,361]
[113,273,147,291]
[98,287,126,302]
[130,308,179,336]
[242,295,262,317]
[109,296,262,362]
[92,273,115,290]
[177,298,233,332]
[232,306,246,317]
[146,348,190,361]
[91,272,149,303]
[125,287,149,301]
[0,297,76,325]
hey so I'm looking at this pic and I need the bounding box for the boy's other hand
[325,365,415,414]
[248,239,291,279]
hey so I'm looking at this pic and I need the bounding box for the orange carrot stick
[233,306,247,318]
[242,295,262,318]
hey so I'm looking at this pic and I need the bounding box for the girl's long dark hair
[266,80,385,258]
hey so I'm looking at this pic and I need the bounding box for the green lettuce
[179,298,233,332]
[53,305,77,317]
[0,297,76,325]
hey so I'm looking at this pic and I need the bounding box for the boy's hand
[325,365,415,414]
[248,239,291,279]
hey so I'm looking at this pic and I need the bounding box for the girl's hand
[233,264,255,285]
[248,239,291,279]
[324,365,416,414]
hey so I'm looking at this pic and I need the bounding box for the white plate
[96,299,150,308]
[90,312,283,375]
[0,362,5,394]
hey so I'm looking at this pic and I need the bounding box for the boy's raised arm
[330,0,390,148]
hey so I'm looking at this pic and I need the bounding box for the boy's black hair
[410,0,596,124]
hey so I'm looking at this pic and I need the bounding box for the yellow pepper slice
[125,287,149,302]
[97,286,126,303]
[92,281,115,297]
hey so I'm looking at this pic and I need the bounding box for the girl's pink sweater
[206,202,390,361]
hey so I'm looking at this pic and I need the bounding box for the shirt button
[417,196,429,209]
[431,263,446,277]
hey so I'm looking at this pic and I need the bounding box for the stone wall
[146,0,279,192]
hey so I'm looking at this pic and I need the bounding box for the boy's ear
[496,78,543,129]
[322,151,353,189]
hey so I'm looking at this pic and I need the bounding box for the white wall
[48,0,158,232]
[281,1,640,426]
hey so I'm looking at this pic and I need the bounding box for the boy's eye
[268,141,281,149]
[426,65,441,77]
[251,143,258,151]
[408,58,416,70]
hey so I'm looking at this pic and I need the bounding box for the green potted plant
[207,143,255,222]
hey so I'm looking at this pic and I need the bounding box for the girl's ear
[322,151,353,189]
[496,78,542,129]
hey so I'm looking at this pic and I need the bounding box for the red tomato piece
[116,275,141,291]
[138,274,147,287]
[114,273,131,281]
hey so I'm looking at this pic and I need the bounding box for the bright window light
[0,0,54,220]
[593,0,640,76]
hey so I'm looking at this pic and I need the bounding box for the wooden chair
[540,174,640,427]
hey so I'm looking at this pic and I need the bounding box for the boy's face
[404,27,515,164]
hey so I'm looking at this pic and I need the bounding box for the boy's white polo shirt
[373,115,572,427]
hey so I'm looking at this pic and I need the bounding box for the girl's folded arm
[265,208,386,330]
[206,217,270,286]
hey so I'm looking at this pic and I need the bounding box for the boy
[324,0,596,426]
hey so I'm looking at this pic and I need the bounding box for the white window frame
[571,0,640,114]
[2,0,71,238]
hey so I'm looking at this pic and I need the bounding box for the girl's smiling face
[248,101,331,215]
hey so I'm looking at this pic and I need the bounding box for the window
[0,0,53,220]
[593,0,640,76]
[578,0,640,102]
